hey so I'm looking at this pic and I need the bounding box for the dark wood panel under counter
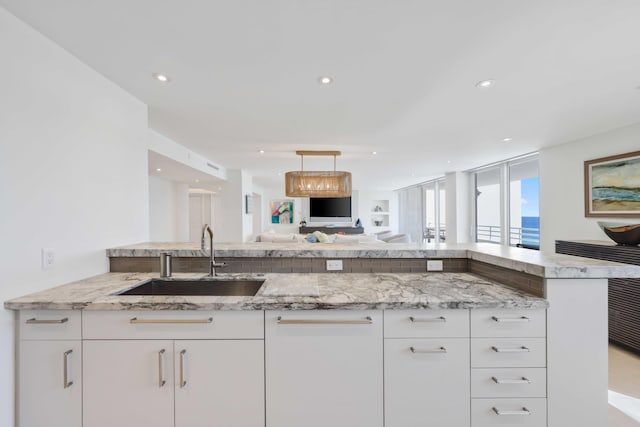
[556,240,640,354]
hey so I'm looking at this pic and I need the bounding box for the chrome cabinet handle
[410,346,447,354]
[492,407,531,416]
[491,316,530,323]
[492,376,532,384]
[158,349,166,387]
[277,316,372,325]
[409,316,446,323]
[26,317,68,324]
[63,350,73,388]
[130,317,213,324]
[491,346,530,353]
[179,349,187,388]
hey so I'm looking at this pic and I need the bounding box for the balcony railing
[477,225,540,249]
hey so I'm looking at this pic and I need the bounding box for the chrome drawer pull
[410,346,447,354]
[26,317,69,324]
[492,407,531,416]
[409,316,446,323]
[179,349,187,388]
[158,349,166,387]
[491,316,530,323]
[63,350,73,388]
[492,376,532,384]
[130,317,213,324]
[491,346,530,353]
[277,316,372,325]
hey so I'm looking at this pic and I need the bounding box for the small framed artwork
[245,194,254,214]
[271,199,294,224]
[584,150,640,217]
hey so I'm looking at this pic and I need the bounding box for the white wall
[354,190,399,233]
[149,176,189,241]
[0,8,149,426]
[213,169,254,242]
[539,122,640,252]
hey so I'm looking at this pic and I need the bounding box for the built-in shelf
[370,200,390,227]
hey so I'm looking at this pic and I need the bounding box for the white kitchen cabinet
[18,340,81,427]
[384,309,470,427]
[83,340,174,427]
[174,340,264,427]
[384,338,470,427]
[265,310,383,427]
[17,310,81,427]
[83,310,265,427]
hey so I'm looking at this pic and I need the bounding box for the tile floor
[609,344,640,427]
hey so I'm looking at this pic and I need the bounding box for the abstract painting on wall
[585,150,640,217]
[271,199,294,224]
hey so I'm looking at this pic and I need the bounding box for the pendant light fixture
[285,150,352,198]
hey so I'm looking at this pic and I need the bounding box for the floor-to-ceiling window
[423,179,446,242]
[473,154,540,248]
[475,167,502,243]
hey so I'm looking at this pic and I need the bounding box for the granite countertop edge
[4,272,549,311]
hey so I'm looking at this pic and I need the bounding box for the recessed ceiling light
[318,76,333,85]
[195,179,200,183]
[259,150,265,154]
[476,79,494,88]
[501,137,513,143]
[372,151,377,155]
[153,73,170,83]
[447,160,452,164]
[156,168,162,172]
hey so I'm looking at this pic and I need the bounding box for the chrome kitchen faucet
[201,224,227,276]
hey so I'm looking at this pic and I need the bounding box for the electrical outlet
[42,248,56,269]
[326,259,343,271]
[427,260,443,271]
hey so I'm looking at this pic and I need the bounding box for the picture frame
[270,199,294,224]
[584,150,640,217]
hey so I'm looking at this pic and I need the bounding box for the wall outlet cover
[326,260,343,271]
[427,260,443,271]
[42,248,55,269]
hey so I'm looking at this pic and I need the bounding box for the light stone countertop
[107,242,640,279]
[4,272,548,311]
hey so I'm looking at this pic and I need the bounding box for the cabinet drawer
[384,309,469,338]
[471,309,546,338]
[385,338,470,427]
[19,310,81,340]
[471,368,546,398]
[266,310,382,338]
[471,398,547,427]
[471,338,546,368]
[83,310,264,339]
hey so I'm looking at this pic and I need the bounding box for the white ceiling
[148,150,224,193]
[3,0,640,190]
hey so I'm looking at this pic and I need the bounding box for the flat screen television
[309,197,352,223]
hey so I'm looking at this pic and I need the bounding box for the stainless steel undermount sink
[116,278,265,297]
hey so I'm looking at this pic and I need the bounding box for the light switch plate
[326,260,343,271]
[427,260,443,271]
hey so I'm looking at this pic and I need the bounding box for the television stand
[299,226,364,235]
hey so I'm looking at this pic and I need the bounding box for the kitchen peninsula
[6,242,640,427]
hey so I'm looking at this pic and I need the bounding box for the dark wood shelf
[299,226,364,235]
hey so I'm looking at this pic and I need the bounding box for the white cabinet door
[175,340,265,427]
[83,340,174,427]
[18,340,81,427]
[384,338,470,427]
[265,310,383,427]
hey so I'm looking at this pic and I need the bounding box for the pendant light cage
[285,151,352,198]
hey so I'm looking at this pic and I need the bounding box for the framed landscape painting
[584,150,640,217]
